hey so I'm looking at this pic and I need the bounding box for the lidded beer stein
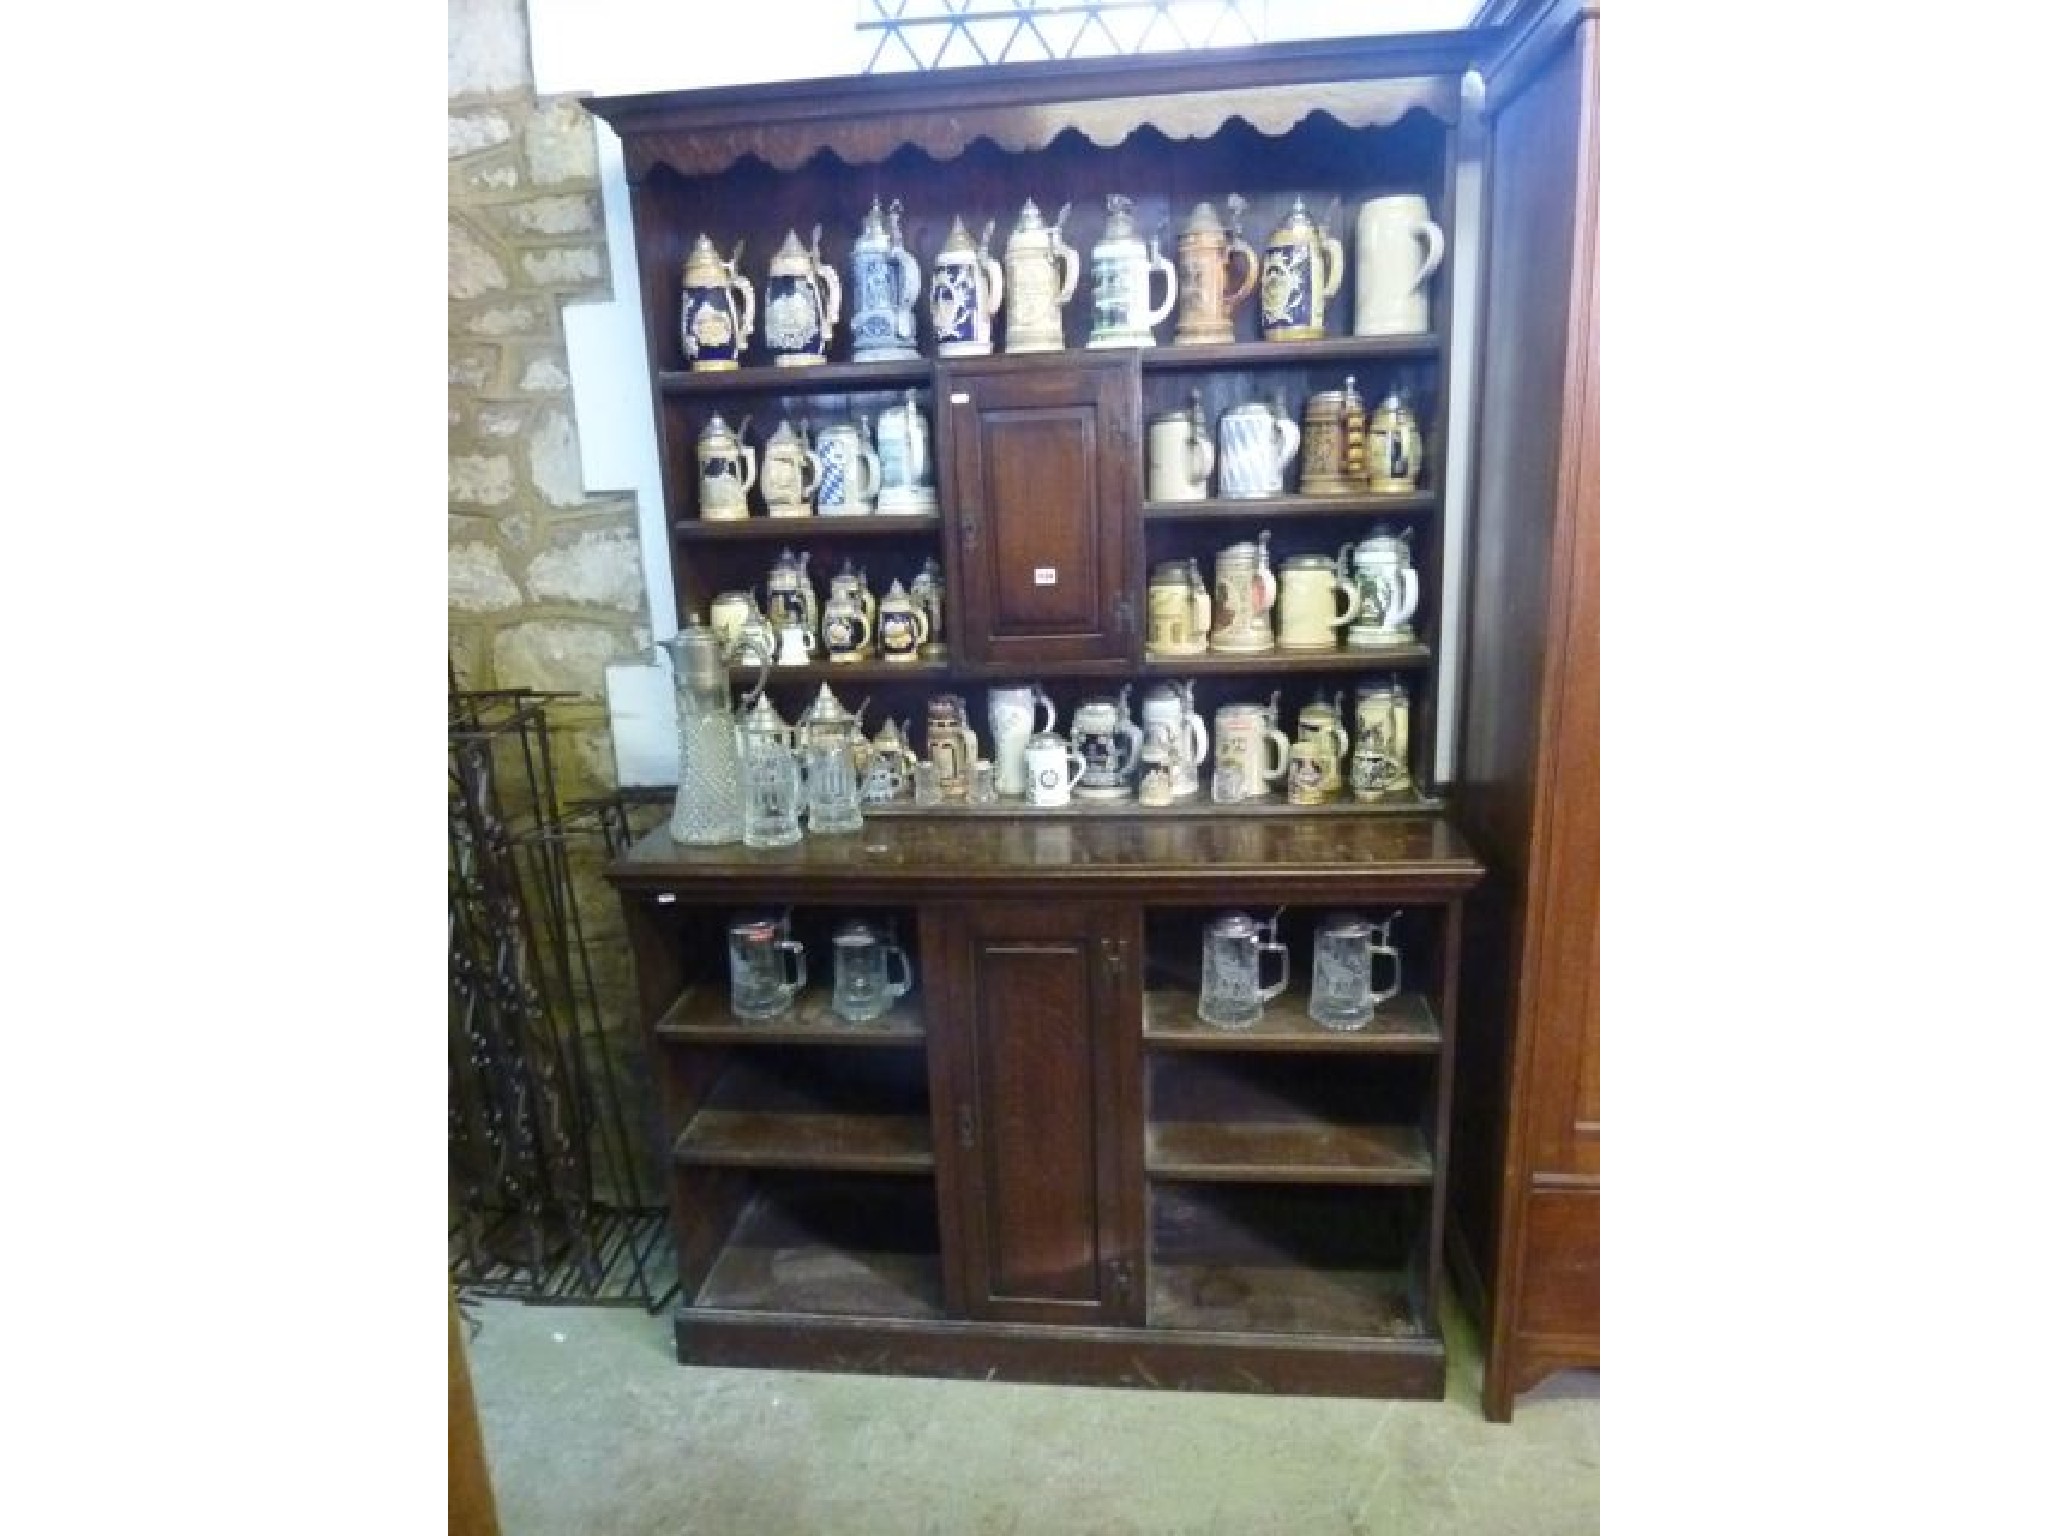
[1174,195,1258,345]
[1023,731,1086,807]
[1002,198,1079,354]
[1072,687,1145,801]
[1211,696,1289,804]
[1365,383,1424,493]
[696,411,756,520]
[987,683,1057,798]
[1146,558,1212,657]
[876,577,929,662]
[1146,392,1215,503]
[831,918,915,1023]
[1217,398,1301,499]
[708,589,762,661]
[739,691,805,848]
[1276,552,1362,652]
[681,233,755,371]
[923,693,980,801]
[1198,910,1290,1029]
[1259,196,1345,342]
[1309,912,1403,1031]
[763,547,818,646]
[764,226,841,367]
[829,561,877,643]
[850,197,923,362]
[876,390,936,514]
[821,584,872,663]
[761,418,822,517]
[1351,680,1413,802]
[1345,526,1421,648]
[1087,194,1177,349]
[910,557,947,660]
[727,911,806,1019]
[1300,376,1368,496]
[816,417,882,517]
[1210,530,1278,654]
[1141,679,1209,802]
[861,716,917,804]
[930,216,1004,357]
[1296,691,1350,803]
[797,681,864,834]
[1353,193,1445,338]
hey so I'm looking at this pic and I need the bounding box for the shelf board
[1146,1121,1433,1185]
[1141,644,1432,674]
[733,657,954,683]
[860,789,1443,819]
[675,1110,932,1173]
[692,1184,943,1320]
[1142,335,1442,371]
[659,358,933,398]
[1144,989,1440,1052]
[675,513,942,542]
[654,985,924,1046]
[1144,491,1436,522]
[1149,1261,1423,1338]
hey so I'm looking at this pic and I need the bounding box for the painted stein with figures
[1002,199,1079,354]
[1351,681,1413,802]
[930,217,1004,358]
[760,418,821,517]
[1260,196,1345,342]
[1087,194,1177,349]
[1210,531,1278,654]
[1344,527,1421,649]
[696,411,756,521]
[849,197,922,362]
[1364,383,1424,493]
[1174,196,1258,345]
[764,227,841,367]
[680,233,754,371]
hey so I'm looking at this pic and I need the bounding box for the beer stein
[764,226,841,367]
[1286,738,1334,806]
[1198,911,1289,1029]
[1137,741,1175,807]
[708,589,761,659]
[1072,688,1144,801]
[910,557,947,660]
[831,919,915,1023]
[923,694,980,801]
[1350,681,1413,801]
[987,683,1057,798]
[1146,559,1211,657]
[1146,396,1215,503]
[761,419,822,517]
[1024,731,1086,808]
[1087,193,1177,349]
[763,547,818,645]
[1210,531,1278,654]
[1300,377,1368,496]
[1259,196,1345,342]
[1276,552,1362,651]
[775,620,816,667]
[1345,527,1422,648]
[727,912,806,1019]
[821,588,872,663]
[1173,196,1258,345]
[862,717,917,804]
[1211,699,1289,804]
[930,216,1004,358]
[876,391,937,514]
[1297,692,1351,798]
[1141,680,1208,802]
[849,197,923,362]
[680,233,755,371]
[1217,398,1300,499]
[1365,383,1425,493]
[1353,194,1445,338]
[815,418,882,517]
[1309,913,1403,1031]
[1002,198,1079,354]
[876,577,930,662]
[739,692,805,848]
[803,734,863,834]
[696,411,756,520]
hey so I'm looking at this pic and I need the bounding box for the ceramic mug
[1147,411,1215,502]
[816,421,882,517]
[1217,402,1300,499]
[1211,702,1290,803]
[1353,194,1445,338]
[988,684,1057,797]
[1024,732,1086,807]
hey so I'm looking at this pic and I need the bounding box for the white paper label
[1034,567,1057,586]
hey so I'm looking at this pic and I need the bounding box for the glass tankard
[740,693,805,849]
[1198,910,1289,1029]
[804,737,864,835]
[728,913,807,1020]
[1308,912,1402,1031]
[830,919,915,1024]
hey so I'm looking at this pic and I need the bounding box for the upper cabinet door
[937,354,1141,667]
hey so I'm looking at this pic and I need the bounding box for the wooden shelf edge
[673,1110,935,1174]
[1145,1122,1436,1185]
[658,359,933,396]
[653,987,926,1045]
[1143,990,1441,1051]
[1144,492,1437,521]
[675,513,942,542]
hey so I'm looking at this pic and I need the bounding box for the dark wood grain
[1146,1122,1433,1185]
[654,984,925,1045]
[1144,491,1437,522]
[675,1111,932,1172]
[692,1181,944,1319]
[675,512,942,542]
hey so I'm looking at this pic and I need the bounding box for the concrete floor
[465,1293,1598,1535]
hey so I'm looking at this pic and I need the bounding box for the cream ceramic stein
[1276,553,1362,651]
[761,419,822,517]
[1210,533,1278,654]
[696,411,756,521]
[1211,700,1289,804]
[1002,199,1078,354]
[1146,560,1212,656]
[1146,403,1215,502]
[1353,194,1445,338]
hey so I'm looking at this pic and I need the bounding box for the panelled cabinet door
[928,900,1144,1326]
[936,354,1141,667]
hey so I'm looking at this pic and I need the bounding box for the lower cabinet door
[928,900,1144,1326]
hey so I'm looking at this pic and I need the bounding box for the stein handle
[1192,586,1213,636]
[981,252,1005,319]
[1257,939,1290,1004]
[887,944,915,1002]
[1187,711,1210,768]
[1411,221,1446,291]
[1186,434,1215,485]
[1145,243,1179,329]
[849,610,872,651]
[1330,573,1362,628]
[729,269,757,346]
[910,607,931,647]
[858,445,883,501]
[905,399,926,483]
[1262,725,1291,782]
[817,264,842,331]
[780,938,808,998]
[1319,232,1345,298]
[1369,943,1403,1005]
[1064,749,1088,791]
[799,449,823,500]
[1391,567,1421,628]
[1053,238,1080,305]
[733,634,772,706]
[1221,235,1259,316]
[893,249,922,339]
[1118,718,1146,775]
[1273,417,1302,472]
[736,444,758,495]
[1034,690,1058,735]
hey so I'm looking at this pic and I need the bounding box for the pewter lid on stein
[802,680,855,727]
[1361,525,1412,551]
[833,918,879,949]
[1011,197,1047,235]
[1206,911,1263,939]
[1268,195,1317,240]
[940,215,978,255]
[1182,200,1226,237]
[699,410,741,445]
[1317,912,1372,940]
[742,691,792,733]
[1100,193,1140,243]
[858,197,891,244]
[1281,552,1339,571]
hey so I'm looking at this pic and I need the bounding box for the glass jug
[728,912,806,1020]
[1198,910,1289,1029]
[830,919,915,1023]
[740,692,805,848]
[657,617,769,848]
[1308,913,1403,1031]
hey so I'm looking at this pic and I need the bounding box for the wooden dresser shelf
[1144,988,1441,1052]
[1146,1121,1434,1185]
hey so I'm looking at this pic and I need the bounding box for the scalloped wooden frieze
[623,77,1459,181]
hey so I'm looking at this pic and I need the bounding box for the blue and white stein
[764,227,841,368]
[850,197,922,362]
[929,216,1003,358]
[816,418,882,517]
[681,233,755,371]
